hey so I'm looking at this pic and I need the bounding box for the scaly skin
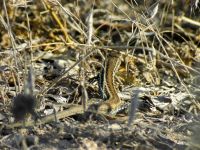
[98,52,123,114]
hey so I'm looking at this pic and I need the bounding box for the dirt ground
[0,0,200,149]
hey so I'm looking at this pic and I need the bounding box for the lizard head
[97,102,112,114]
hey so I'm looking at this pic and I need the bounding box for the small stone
[108,123,122,130]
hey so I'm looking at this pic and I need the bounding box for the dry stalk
[2,0,21,93]
[38,48,97,97]
[128,89,141,127]
[42,0,73,43]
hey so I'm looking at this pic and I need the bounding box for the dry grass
[0,0,200,149]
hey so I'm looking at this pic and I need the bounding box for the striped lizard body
[97,52,124,114]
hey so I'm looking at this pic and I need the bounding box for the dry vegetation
[0,0,200,149]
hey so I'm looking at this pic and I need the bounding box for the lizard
[96,51,125,114]
[6,51,128,128]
